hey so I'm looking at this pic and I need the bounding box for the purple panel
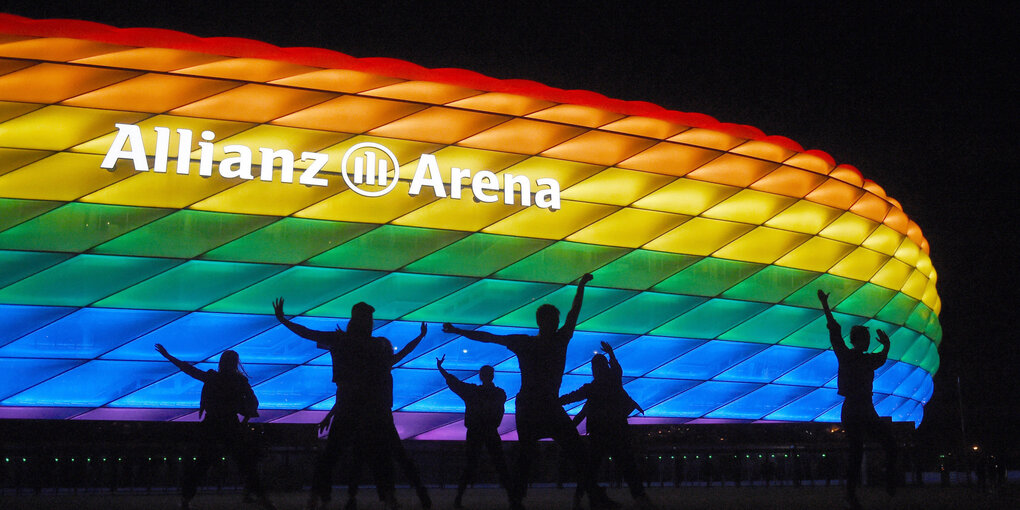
[413,419,468,441]
[392,411,461,439]
[73,407,191,421]
[270,410,329,424]
[0,406,88,419]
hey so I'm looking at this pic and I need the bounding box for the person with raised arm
[443,273,618,510]
[818,289,898,509]
[154,344,274,510]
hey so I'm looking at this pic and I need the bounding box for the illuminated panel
[0,15,940,432]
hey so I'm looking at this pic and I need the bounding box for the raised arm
[875,329,891,360]
[155,343,207,382]
[559,383,591,405]
[393,322,427,366]
[442,323,511,347]
[273,297,336,344]
[817,289,848,355]
[601,341,623,378]
[436,355,470,398]
[560,273,593,336]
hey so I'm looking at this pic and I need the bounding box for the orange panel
[730,140,796,163]
[669,128,744,151]
[526,104,624,127]
[684,153,778,187]
[368,107,509,145]
[863,180,888,199]
[828,165,864,186]
[0,37,129,61]
[804,178,864,210]
[458,118,586,154]
[541,130,656,166]
[600,116,688,139]
[272,95,425,134]
[271,69,404,93]
[174,57,317,82]
[849,192,891,223]
[0,63,138,104]
[784,152,834,174]
[73,48,226,72]
[616,142,721,177]
[906,221,926,249]
[362,80,482,104]
[883,206,909,234]
[0,35,32,45]
[170,84,337,123]
[446,92,554,116]
[63,74,239,113]
[749,165,827,198]
[0,58,34,76]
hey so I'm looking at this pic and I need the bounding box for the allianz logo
[101,124,561,210]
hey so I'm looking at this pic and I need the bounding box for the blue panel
[0,308,184,359]
[230,317,343,364]
[773,350,837,387]
[0,357,84,400]
[309,395,335,411]
[914,375,934,403]
[891,399,918,422]
[892,366,929,399]
[109,362,293,408]
[647,340,768,379]
[2,360,176,406]
[392,368,451,409]
[101,312,277,361]
[766,387,842,422]
[0,304,76,347]
[562,331,638,375]
[406,325,522,371]
[646,381,760,417]
[874,395,907,416]
[251,365,333,409]
[398,369,477,413]
[873,362,914,394]
[815,400,843,422]
[381,321,468,365]
[589,335,704,377]
[707,384,814,420]
[714,345,819,383]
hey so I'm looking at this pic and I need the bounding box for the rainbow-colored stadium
[0,15,940,438]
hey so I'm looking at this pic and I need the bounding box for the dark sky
[3,3,1016,452]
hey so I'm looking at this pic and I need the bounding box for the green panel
[404,233,552,277]
[875,292,921,326]
[309,272,475,320]
[403,279,559,324]
[887,327,923,362]
[721,265,819,303]
[493,241,629,284]
[0,254,182,306]
[925,317,942,345]
[491,286,637,327]
[718,304,822,344]
[0,198,62,232]
[95,260,285,311]
[308,225,468,271]
[652,299,770,340]
[860,319,899,354]
[203,218,377,265]
[834,283,898,318]
[778,312,869,349]
[919,342,940,374]
[203,266,385,315]
[0,250,72,288]
[903,302,933,333]
[591,250,700,290]
[781,273,865,308]
[901,338,933,367]
[0,202,171,253]
[579,292,706,335]
[652,257,765,297]
[92,210,276,259]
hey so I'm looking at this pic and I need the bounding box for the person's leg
[182,422,218,507]
[483,429,513,502]
[311,418,347,505]
[456,430,483,507]
[390,423,431,509]
[609,431,646,499]
[548,410,615,508]
[842,405,865,506]
[866,415,899,496]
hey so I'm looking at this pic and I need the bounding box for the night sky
[3,3,1016,454]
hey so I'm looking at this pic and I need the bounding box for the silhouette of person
[818,289,898,508]
[436,355,512,508]
[443,273,618,510]
[154,344,275,510]
[560,341,652,509]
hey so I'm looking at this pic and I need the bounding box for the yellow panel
[862,224,903,255]
[763,200,842,234]
[199,124,350,166]
[272,95,426,134]
[600,117,688,139]
[774,237,855,273]
[368,106,509,145]
[668,128,744,151]
[900,269,929,300]
[561,167,675,206]
[713,227,809,264]
[302,138,442,178]
[701,189,797,225]
[906,220,927,251]
[643,217,754,256]
[496,157,604,190]
[0,100,42,123]
[804,178,864,210]
[362,80,482,104]
[818,212,878,245]
[0,37,129,61]
[828,247,888,281]
[870,258,913,290]
[170,84,337,123]
[426,146,529,183]
[893,238,922,267]
[0,58,35,76]
[784,152,834,174]
[73,47,227,72]
[63,73,239,113]
[541,130,655,167]
[80,162,239,208]
[829,165,864,187]
[632,178,740,215]
[173,58,317,82]
[567,208,689,248]
[393,194,524,232]
[730,140,796,163]
[933,296,941,317]
[270,69,404,93]
[482,201,617,240]
[0,152,135,200]
[446,92,554,117]
[458,118,586,154]
[0,148,52,177]
[684,153,778,187]
[294,180,437,224]
[883,206,909,234]
[526,104,624,127]
[749,165,827,198]
[0,63,139,104]
[72,114,254,155]
[849,192,890,223]
[0,105,148,151]
[915,252,934,279]
[190,172,343,217]
[616,142,721,177]
[921,279,939,310]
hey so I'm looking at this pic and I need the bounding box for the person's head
[218,349,240,374]
[850,325,870,351]
[348,301,375,336]
[479,365,495,384]
[536,304,560,335]
[591,353,610,380]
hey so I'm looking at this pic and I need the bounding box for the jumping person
[436,356,512,508]
[154,344,274,510]
[818,289,898,509]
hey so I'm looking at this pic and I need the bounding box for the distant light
[462,349,468,353]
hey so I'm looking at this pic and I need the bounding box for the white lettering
[153,127,170,173]
[259,148,294,183]
[535,178,561,210]
[198,130,215,177]
[299,152,329,187]
[175,128,193,175]
[450,167,471,199]
[504,173,531,206]
[100,123,148,171]
[472,170,499,203]
[220,144,253,180]
[408,154,446,198]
